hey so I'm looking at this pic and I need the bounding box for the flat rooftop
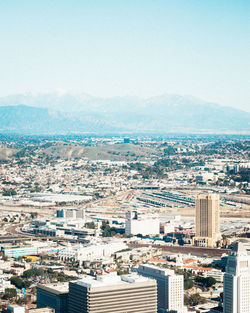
[37,282,69,295]
[138,264,177,276]
[74,273,154,289]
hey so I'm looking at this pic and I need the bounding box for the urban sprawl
[0,135,249,313]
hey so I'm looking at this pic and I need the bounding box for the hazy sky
[0,0,249,111]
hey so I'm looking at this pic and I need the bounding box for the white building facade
[125,210,160,236]
[58,240,127,264]
[223,241,250,313]
[137,264,187,313]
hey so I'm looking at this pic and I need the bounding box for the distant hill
[36,142,157,161]
[0,105,121,134]
[0,93,249,134]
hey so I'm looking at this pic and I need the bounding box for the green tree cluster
[101,221,117,237]
[23,268,44,278]
[10,276,31,289]
[195,276,217,288]
[4,288,17,299]
[184,278,194,290]
[85,222,96,229]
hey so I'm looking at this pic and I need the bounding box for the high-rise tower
[223,241,250,313]
[137,264,187,313]
[193,193,221,248]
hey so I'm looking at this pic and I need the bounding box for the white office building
[223,240,250,313]
[68,272,157,313]
[125,210,160,236]
[137,264,187,313]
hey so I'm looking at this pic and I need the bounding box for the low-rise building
[1,245,38,258]
[125,209,160,236]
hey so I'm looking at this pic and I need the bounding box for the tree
[10,276,24,289]
[10,276,31,289]
[85,222,96,229]
[4,288,17,299]
[195,276,216,288]
[101,221,117,237]
[23,268,44,278]
[205,276,217,287]
[184,278,194,290]
[117,269,129,275]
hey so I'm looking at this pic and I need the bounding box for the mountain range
[0,93,249,134]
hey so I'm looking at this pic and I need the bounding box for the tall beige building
[193,193,221,248]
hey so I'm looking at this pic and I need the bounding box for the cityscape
[0,135,249,313]
[0,1,249,313]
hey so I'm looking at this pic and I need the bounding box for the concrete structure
[68,273,157,313]
[193,194,221,248]
[56,208,85,220]
[196,172,215,184]
[223,164,240,175]
[37,283,69,313]
[6,306,25,313]
[1,245,38,258]
[28,309,55,313]
[33,227,65,237]
[137,264,187,313]
[223,241,250,313]
[58,241,127,264]
[125,209,160,236]
[204,269,224,282]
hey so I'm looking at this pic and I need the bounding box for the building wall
[196,194,219,238]
[138,265,184,312]
[125,219,159,236]
[68,281,157,313]
[223,242,250,313]
[2,246,38,258]
[59,241,127,263]
[194,194,220,248]
[37,287,68,313]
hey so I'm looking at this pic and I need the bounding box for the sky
[0,0,249,111]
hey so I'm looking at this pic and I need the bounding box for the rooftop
[37,282,69,295]
[74,273,153,288]
[138,264,176,276]
[232,240,250,255]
